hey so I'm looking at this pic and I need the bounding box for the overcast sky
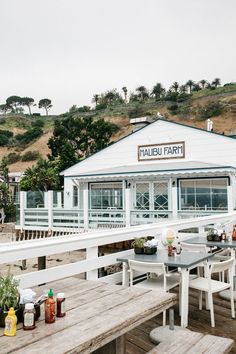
[1,0,235,114]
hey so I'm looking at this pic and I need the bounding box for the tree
[20,158,60,191]
[122,87,128,103]
[212,78,221,88]
[48,116,118,172]
[0,157,9,186]
[199,79,208,89]
[0,104,11,115]
[185,80,195,94]
[151,83,165,100]
[179,85,188,94]
[192,83,201,92]
[170,82,179,93]
[92,94,99,107]
[136,86,149,101]
[21,97,35,115]
[104,91,116,106]
[38,98,52,115]
[6,96,22,112]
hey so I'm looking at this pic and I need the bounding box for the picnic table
[0,277,176,354]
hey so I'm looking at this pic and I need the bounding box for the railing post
[47,191,53,230]
[171,182,178,219]
[125,188,131,227]
[227,184,233,212]
[86,246,98,280]
[20,191,26,231]
[83,188,89,231]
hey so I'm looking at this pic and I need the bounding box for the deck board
[126,289,236,354]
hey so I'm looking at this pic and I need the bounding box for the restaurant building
[60,117,236,228]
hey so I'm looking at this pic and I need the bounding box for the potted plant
[131,237,146,254]
[0,271,20,327]
[144,239,158,255]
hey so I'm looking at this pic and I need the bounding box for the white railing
[88,209,125,229]
[131,210,172,225]
[3,211,236,289]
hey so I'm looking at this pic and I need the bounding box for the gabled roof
[61,118,234,176]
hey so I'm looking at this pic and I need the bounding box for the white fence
[2,211,236,289]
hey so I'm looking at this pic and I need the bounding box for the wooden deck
[126,289,236,354]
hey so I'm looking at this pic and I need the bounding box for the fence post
[47,191,53,230]
[125,188,131,227]
[171,182,178,219]
[83,188,89,231]
[86,246,98,280]
[20,191,26,231]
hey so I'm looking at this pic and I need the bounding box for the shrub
[21,151,40,161]
[31,119,44,129]
[168,104,179,114]
[95,103,107,111]
[0,130,13,146]
[6,153,21,164]
[15,127,43,145]
[198,101,223,120]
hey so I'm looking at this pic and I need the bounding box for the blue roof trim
[65,165,235,178]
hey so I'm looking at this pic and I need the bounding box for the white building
[53,117,236,229]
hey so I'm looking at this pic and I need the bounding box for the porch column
[227,183,233,212]
[125,188,131,227]
[171,181,178,219]
[83,187,89,231]
[19,191,26,231]
[47,190,53,230]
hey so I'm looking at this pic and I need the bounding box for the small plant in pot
[0,271,20,327]
[144,239,158,255]
[131,237,146,254]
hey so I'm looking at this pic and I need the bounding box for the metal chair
[188,258,235,327]
[128,259,180,325]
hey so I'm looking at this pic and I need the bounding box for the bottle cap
[48,289,54,297]
[8,307,15,315]
[57,293,65,298]
[25,303,34,310]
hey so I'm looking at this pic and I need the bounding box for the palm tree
[199,79,208,89]
[185,80,195,94]
[105,91,116,106]
[92,94,99,107]
[122,87,128,103]
[171,82,179,93]
[212,78,221,88]
[179,85,188,94]
[151,83,165,100]
[136,86,149,101]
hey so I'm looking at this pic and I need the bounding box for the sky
[0,0,236,115]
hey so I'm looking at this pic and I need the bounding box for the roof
[61,118,235,176]
[68,161,236,181]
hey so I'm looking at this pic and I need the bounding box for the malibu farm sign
[138,141,185,161]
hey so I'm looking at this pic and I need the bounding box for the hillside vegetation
[1,83,236,173]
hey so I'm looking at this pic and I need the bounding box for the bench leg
[93,335,126,354]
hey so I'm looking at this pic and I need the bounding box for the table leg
[93,335,126,354]
[122,262,129,286]
[180,268,189,328]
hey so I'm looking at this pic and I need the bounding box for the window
[73,186,78,207]
[179,178,228,211]
[135,183,150,210]
[90,183,123,209]
[154,182,168,210]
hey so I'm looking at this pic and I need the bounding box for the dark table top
[117,249,215,269]
[185,236,236,249]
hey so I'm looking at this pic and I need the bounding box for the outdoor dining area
[0,213,236,353]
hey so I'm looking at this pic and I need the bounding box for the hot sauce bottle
[45,289,56,324]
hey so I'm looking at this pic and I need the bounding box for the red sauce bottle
[56,293,66,317]
[45,289,56,324]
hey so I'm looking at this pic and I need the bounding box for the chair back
[180,242,208,253]
[210,257,234,275]
[128,259,166,288]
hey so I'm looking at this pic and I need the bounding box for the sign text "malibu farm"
[138,141,185,161]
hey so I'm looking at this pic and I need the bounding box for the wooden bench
[147,331,234,354]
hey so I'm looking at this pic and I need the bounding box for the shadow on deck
[126,289,236,354]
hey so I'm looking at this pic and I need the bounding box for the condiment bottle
[221,230,226,242]
[4,307,17,336]
[56,293,66,317]
[232,226,236,241]
[45,289,56,324]
[23,303,36,330]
